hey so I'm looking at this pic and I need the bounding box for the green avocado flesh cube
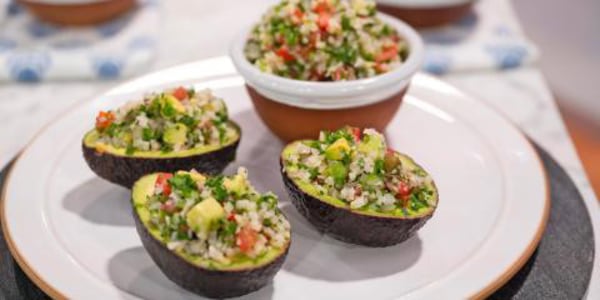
[164,95,186,113]
[326,161,348,185]
[358,134,385,158]
[177,171,206,184]
[325,138,350,160]
[186,197,225,237]
[360,173,381,186]
[223,173,247,196]
[163,123,188,145]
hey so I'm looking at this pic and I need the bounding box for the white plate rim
[0,56,550,300]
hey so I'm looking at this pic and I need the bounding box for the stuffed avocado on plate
[83,87,241,188]
[281,126,438,247]
[132,168,291,298]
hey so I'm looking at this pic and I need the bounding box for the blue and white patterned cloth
[420,0,539,75]
[0,0,160,82]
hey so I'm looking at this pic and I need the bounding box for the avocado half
[82,121,241,188]
[131,174,290,298]
[280,144,438,247]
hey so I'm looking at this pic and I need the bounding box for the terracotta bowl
[376,0,476,28]
[247,85,408,142]
[230,13,424,142]
[18,0,137,26]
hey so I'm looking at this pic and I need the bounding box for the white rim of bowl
[230,13,424,105]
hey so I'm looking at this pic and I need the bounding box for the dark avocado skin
[281,160,436,247]
[132,211,289,299]
[83,140,239,188]
[132,205,291,298]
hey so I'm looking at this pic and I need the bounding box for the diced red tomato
[276,46,295,62]
[318,12,330,31]
[172,86,188,101]
[95,111,115,130]
[375,62,387,73]
[160,200,176,214]
[394,181,412,208]
[397,181,412,198]
[313,1,330,14]
[312,1,331,30]
[293,8,304,22]
[332,68,341,81]
[236,225,258,254]
[228,213,236,221]
[376,44,398,63]
[155,173,173,196]
[350,127,361,142]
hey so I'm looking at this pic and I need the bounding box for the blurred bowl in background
[18,0,136,26]
[230,13,424,142]
[376,0,476,28]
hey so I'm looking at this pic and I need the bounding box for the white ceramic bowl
[230,13,424,110]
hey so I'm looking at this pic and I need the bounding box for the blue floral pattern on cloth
[0,0,160,82]
[92,56,124,79]
[6,0,22,16]
[420,0,538,74]
[27,21,59,38]
[423,51,451,75]
[485,44,528,69]
[6,52,51,82]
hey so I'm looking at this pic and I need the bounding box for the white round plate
[1,57,548,299]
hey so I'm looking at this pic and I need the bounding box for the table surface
[0,0,598,298]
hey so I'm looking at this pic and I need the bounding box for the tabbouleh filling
[245,0,408,81]
[282,127,435,215]
[144,168,290,265]
[93,87,237,155]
